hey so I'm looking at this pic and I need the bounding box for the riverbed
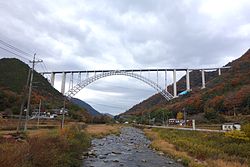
[83,127,183,167]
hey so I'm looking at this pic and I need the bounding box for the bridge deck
[41,67,230,74]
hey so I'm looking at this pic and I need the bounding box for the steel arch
[64,70,174,101]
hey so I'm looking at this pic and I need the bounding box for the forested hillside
[0,58,90,121]
[124,49,250,123]
[71,98,101,116]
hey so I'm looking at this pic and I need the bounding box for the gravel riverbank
[83,127,183,167]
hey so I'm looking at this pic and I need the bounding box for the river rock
[83,127,184,167]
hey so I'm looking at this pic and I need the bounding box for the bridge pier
[165,70,168,91]
[78,72,81,83]
[69,72,73,90]
[173,69,177,98]
[186,69,190,91]
[61,72,66,94]
[218,68,221,76]
[201,69,205,89]
[50,72,55,86]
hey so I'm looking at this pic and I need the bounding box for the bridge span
[41,67,230,100]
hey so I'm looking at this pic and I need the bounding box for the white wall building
[222,123,241,131]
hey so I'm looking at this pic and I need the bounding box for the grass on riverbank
[144,128,250,167]
[86,124,121,138]
[0,123,122,167]
[0,124,91,167]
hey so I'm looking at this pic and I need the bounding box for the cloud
[0,0,250,114]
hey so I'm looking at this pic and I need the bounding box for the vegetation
[0,58,91,122]
[125,49,250,123]
[85,124,121,138]
[145,128,250,167]
[0,124,91,167]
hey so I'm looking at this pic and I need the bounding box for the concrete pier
[165,70,168,91]
[61,72,66,94]
[186,69,190,91]
[173,69,177,97]
[50,72,55,86]
[201,69,205,89]
[218,68,221,75]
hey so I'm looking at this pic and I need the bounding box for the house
[59,108,68,115]
[168,119,192,126]
[168,119,180,125]
[222,123,241,131]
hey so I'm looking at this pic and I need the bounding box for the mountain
[0,58,91,121]
[124,49,250,122]
[71,98,102,116]
[103,113,114,118]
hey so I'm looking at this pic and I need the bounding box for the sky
[0,0,250,115]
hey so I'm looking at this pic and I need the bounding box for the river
[83,127,183,167]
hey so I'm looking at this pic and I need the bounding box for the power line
[0,39,47,70]
[0,39,33,57]
[84,101,127,110]
[38,63,46,73]
[0,45,30,61]
[42,62,48,71]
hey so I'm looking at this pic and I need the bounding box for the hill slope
[71,98,102,116]
[0,58,90,121]
[124,49,250,122]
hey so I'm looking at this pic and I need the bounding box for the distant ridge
[103,113,114,118]
[71,98,102,116]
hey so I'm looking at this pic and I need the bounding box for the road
[140,124,225,133]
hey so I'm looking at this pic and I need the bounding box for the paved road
[83,127,183,167]
[140,125,225,133]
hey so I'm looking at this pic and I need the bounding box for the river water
[83,127,183,167]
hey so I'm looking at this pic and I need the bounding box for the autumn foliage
[126,49,250,122]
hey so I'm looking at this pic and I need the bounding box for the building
[222,123,241,131]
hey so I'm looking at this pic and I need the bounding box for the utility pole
[17,69,31,132]
[183,108,187,126]
[162,110,165,126]
[37,99,41,128]
[24,54,42,131]
[61,97,66,129]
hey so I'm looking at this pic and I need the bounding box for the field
[144,128,250,167]
[0,118,61,132]
[86,124,121,138]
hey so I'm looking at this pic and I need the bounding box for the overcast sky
[0,0,250,115]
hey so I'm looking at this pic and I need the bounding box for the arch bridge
[41,67,230,101]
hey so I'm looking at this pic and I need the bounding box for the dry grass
[27,129,53,137]
[144,128,248,167]
[207,159,248,167]
[0,124,91,167]
[86,124,121,138]
[144,129,204,167]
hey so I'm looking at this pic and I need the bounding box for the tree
[176,112,183,120]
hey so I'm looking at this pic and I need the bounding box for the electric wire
[0,45,30,61]
[0,39,48,72]
[84,101,127,110]
[0,39,33,56]
[38,63,47,73]
[42,62,48,71]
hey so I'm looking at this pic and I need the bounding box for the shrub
[225,130,249,141]
[242,123,250,138]
[0,125,91,167]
